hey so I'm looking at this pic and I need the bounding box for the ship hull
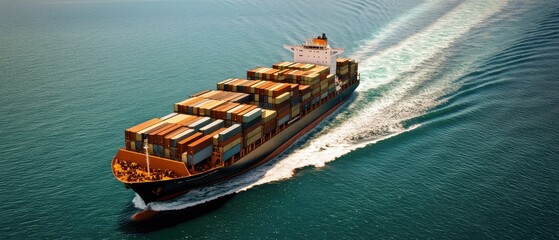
[126,83,359,204]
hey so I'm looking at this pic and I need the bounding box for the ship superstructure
[284,33,344,75]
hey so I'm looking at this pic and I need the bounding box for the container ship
[111,34,359,205]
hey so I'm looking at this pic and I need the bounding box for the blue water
[1,0,558,238]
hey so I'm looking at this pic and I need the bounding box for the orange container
[163,127,189,148]
[147,123,176,144]
[191,89,211,98]
[177,132,204,155]
[125,118,162,141]
[156,124,183,146]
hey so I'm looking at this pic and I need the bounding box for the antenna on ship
[143,139,151,177]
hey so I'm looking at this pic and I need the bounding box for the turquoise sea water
[1,0,558,238]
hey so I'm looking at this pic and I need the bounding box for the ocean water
[1,0,558,238]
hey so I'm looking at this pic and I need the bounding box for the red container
[230,104,250,122]
[156,124,183,146]
[163,127,189,148]
[263,119,277,134]
[177,132,203,156]
[186,127,228,154]
[217,132,242,147]
[187,135,213,155]
[147,123,175,144]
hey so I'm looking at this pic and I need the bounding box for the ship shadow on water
[118,194,235,234]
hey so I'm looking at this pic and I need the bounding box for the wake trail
[134,0,508,211]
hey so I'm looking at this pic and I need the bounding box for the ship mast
[143,139,151,177]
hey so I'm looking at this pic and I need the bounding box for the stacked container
[349,60,358,81]
[219,79,295,111]
[336,58,350,80]
[166,128,195,159]
[183,127,226,166]
[195,90,250,104]
[272,61,296,70]
[147,123,183,157]
[299,85,312,111]
[122,58,358,169]
[247,67,281,81]
[272,61,316,71]
[124,118,162,152]
[213,124,242,161]
[261,109,277,135]
[336,58,358,87]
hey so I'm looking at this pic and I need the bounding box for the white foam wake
[133,0,508,211]
[357,0,507,91]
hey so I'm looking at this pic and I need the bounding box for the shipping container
[321,91,328,100]
[218,137,242,153]
[226,104,245,120]
[214,130,241,147]
[242,108,262,123]
[163,127,189,148]
[216,124,242,143]
[135,121,168,141]
[273,92,291,105]
[216,78,234,90]
[291,103,301,118]
[262,109,277,122]
[222,144,241,161]
[191,89,211,98]
[199,119,225,135]
[176,132,204,157]
[154,124,183,146]
[278,114,290,126]
[186,135,213,155]
[183,145,213,165]
[125,118,162,141]
[165,114,191,124]
[174,96,206,113]
[187,117,211,131]
[244,133,261,146]
[189,98,212,115]
[175,115,198,126]
[169,128,196,148]
[232,105,256,123]
[160,113,178,121]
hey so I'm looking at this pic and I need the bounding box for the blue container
[153,145,164,157]
[236,94,250,104]
[242,118,261,129]
[170,128,196,148]
[199,119,224,135]
[135,141,143,152]
[188,117,211,131]
[219,124,241,142]
[223,144,241,160]
[278,115,290,125]
[186,145,213,165]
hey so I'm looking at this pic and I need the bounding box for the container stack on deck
[336,58,358,87]
[123,58,357,169]
[251,61,336,106]
[213,124,242,163]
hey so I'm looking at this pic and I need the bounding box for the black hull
[128,82,359,204]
